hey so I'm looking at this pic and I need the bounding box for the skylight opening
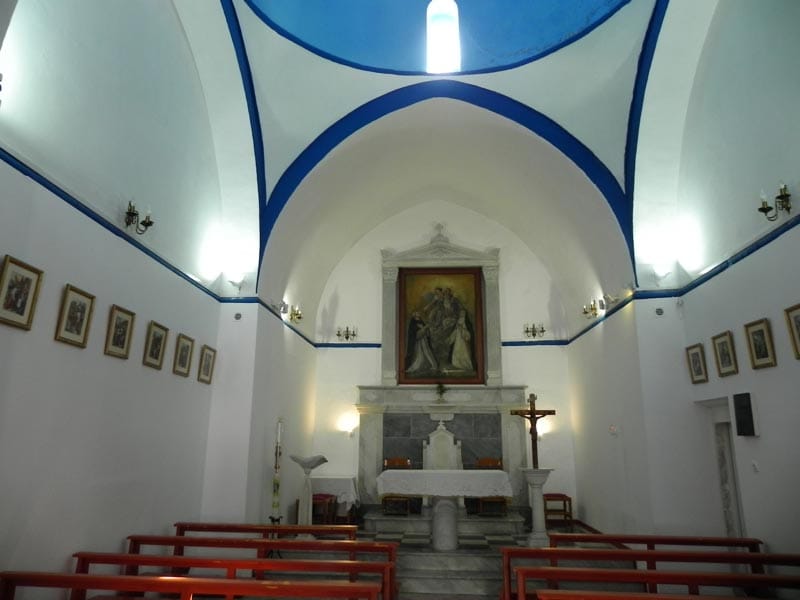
[426,0,461,74]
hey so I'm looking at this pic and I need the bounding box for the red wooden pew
[535,591,754,600]
[173,521,358,540]
[548,533,763,554]
[500,546,800,600]
[0,571,382,600]
[514,566,800,599]
[71,551,394,600]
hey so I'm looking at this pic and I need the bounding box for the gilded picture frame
[54,284,95,348]
[711,330,738,377]
[198,344,217,384]
[685,343,708,384]
[173,333,195,377]
[0,255,44,330]
[744,318,776,369]
[104,304,135,359]
[397,266,485,384]
[785,302,800,360]
[143,320,169,370]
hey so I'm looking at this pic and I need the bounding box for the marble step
[397,549,503,597]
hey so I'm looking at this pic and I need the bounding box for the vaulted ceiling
[4,0,795,339]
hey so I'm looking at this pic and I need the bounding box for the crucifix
[510,393,555,469]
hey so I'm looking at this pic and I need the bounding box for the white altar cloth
[376,469,513,498]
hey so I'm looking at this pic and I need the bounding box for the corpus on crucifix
[510,393,555,469]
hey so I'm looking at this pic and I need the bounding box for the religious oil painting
[198,344,217,384]
[173,333,195,377]
[785,302,800,360]
[398,267,484,384]
[0,255,43,330]
[744,318,776,369]
[104,304,135,359]
[54,284,95,348]
[711,330,738,377]
[143,320,169,370]
[685,343,708,384]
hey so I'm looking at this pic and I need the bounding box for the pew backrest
[513,566,800,599]
[174,522,358,540]
[535,591,754,600]
[71,552,393,600]
[548,533,763,553]
[0,571,382,600]
[500,546,800,600]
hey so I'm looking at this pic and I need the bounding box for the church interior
[2,0,800,584]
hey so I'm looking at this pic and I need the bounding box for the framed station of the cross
[397,267,485,385]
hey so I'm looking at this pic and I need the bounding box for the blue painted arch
[260,79,633,276]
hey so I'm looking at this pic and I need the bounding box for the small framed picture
[198,344,217,384]
[685,343,708,384]
[785,303,800,360]
[711,330,738,377]
[104,304,135,359]
[0,255,44,330]
[143,320,169,370]
[173,333,195,377]
[54,284,95,348]
[744,318,776,369]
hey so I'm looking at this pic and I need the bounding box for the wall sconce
[124,201,154,235]
[289,305,302,323]
[336,412,359,438]
[523,323,546,338]
[336,326,357,341]
[582,300,599,319]
[758,184,792,221]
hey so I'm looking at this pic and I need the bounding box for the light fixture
[523,323,546,338]
[289,306,302,323]
[758,184,792,221]
[336,326,357,341]
[124,201,154,235]
[582,300,599,319]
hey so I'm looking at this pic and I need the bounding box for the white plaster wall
[634,299,726,535]
[678,1,800,277]
[312,348,381,476]
[0,161,219,569]
[247,311,318,524]
[201,303,259,520]
[502,346,575,501]
[568,304,653,532]
[678,227,800,553]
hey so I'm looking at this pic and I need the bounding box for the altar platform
[362,507,526,538]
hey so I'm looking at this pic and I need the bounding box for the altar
[377,469,514,550]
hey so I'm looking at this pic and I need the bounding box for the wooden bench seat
[500,547,800,600]
[174,521,358,540]
[0,571,382,600]
[71,551,394,600]
[514,566,800,599]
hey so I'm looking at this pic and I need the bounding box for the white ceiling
[3,0,795,339]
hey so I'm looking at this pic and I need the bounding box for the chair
[543,493,573,522]
[476,457,508,516]
[311,493,337,524]
[381,457,413,515]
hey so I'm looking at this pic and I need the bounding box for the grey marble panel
[448,414,476,439]
[383,438,423,467]
[474,413,501,437]
[410,413,438,438]
[461,439,502,467]
[383,414,412,437]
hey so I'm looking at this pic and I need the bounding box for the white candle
[276,419,283,445]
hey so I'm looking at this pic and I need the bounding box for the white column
[381,265,398,386]
[431,497,459,551]
[522,468,552,547]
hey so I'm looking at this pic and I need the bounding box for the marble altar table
[376,469,513,551]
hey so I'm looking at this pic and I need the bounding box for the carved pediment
[382,224,499,269]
